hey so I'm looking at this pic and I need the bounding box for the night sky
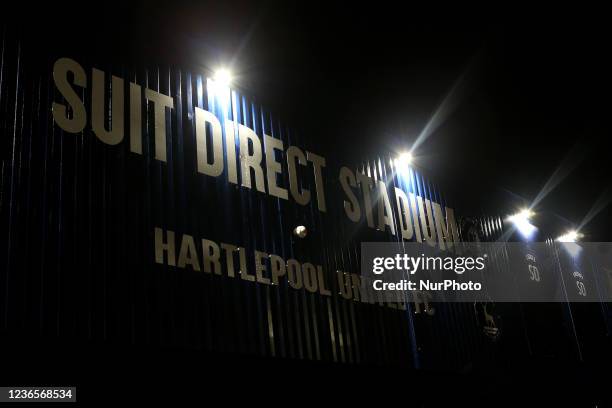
[25,2,611,239]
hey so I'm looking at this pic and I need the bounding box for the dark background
[14,2,612,239]
[3,3,611,405]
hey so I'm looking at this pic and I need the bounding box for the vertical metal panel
[2,26,589,373]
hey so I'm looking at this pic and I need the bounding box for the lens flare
[557,230,581,243]
[508,209,536,239]
[213,68,232,88]
[394,151,413,176]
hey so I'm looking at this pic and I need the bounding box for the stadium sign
[52,57,460,254]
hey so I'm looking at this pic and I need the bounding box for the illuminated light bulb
[213,68,232,88]
[293,225,307,238]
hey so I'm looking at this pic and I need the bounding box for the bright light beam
[557,230,581,243]
[530,143,587,209]
[213,68,233,88]
[394,151,413,177]
[577,188,612,231]
[508,209,537,239]
[412,57,477,152]
[396,151,413,166]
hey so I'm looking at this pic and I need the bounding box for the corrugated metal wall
[2,26,601,372]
